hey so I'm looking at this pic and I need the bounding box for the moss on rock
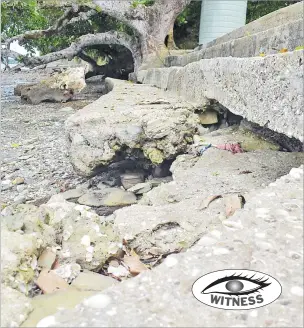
[144,148,164,164]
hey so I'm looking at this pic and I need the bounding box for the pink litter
[215,143,243,154]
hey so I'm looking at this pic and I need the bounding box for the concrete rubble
[65,78,199,176]
[34,166,303,327]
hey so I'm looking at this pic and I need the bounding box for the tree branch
[22,31,142,71]
[5,5,96,47]
[78,50,99,69]
[93,1,149,36]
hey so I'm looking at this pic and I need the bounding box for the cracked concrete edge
[138,50,304,141]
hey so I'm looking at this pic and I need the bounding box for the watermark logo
[192,269,282,310]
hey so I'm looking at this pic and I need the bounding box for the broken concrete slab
[66,79,199,176]
[41,166,303,327]
[138,50,304,141]
[112,149,303,254]
[142,145,304,207]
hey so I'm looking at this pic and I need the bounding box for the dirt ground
[0,70,99,205]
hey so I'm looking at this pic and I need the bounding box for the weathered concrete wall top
[165,2,303,67]
[165,19,303,67]
[139,50,304,141]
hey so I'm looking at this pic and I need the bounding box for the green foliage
[1,0,48,38]
[174,1,201,49]
[1,0,67,54]
[246,1,298,24]
[131,0,154,8]
[1,0,133,57]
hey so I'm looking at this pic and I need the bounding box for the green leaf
[295,46,304,51]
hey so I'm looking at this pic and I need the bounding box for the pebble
[53,263,81,283]
[1,181,12,191]
[16,184,26,192]
[103,189,137,206]
[83,294,112,309]
[108,265,129,277]
[81,235,91,247]
[128,182,152,194]
[18,155,33,160]
[60,188,85,200]
[78,193,104,207]
[13,177,25,185]
[13,195,26,204]
[120,172,145,190]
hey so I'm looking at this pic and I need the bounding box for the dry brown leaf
[224,194,243,217]
[123,255,148,276]
[36,269,69,294]
[199,195,222,210]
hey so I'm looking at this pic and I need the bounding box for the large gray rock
[65,79,199,176]
[138,50,304,141]
[42,195,121,270]
[41,67,86,93]
[40,166,303,327]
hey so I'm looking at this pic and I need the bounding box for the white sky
[9,41,40,56]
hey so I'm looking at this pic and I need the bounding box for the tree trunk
[166,25,178,50]
[8,0,192,79]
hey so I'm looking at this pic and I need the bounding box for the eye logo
[192,269,282,310]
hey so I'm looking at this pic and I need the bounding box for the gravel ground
[0,70,99,206]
